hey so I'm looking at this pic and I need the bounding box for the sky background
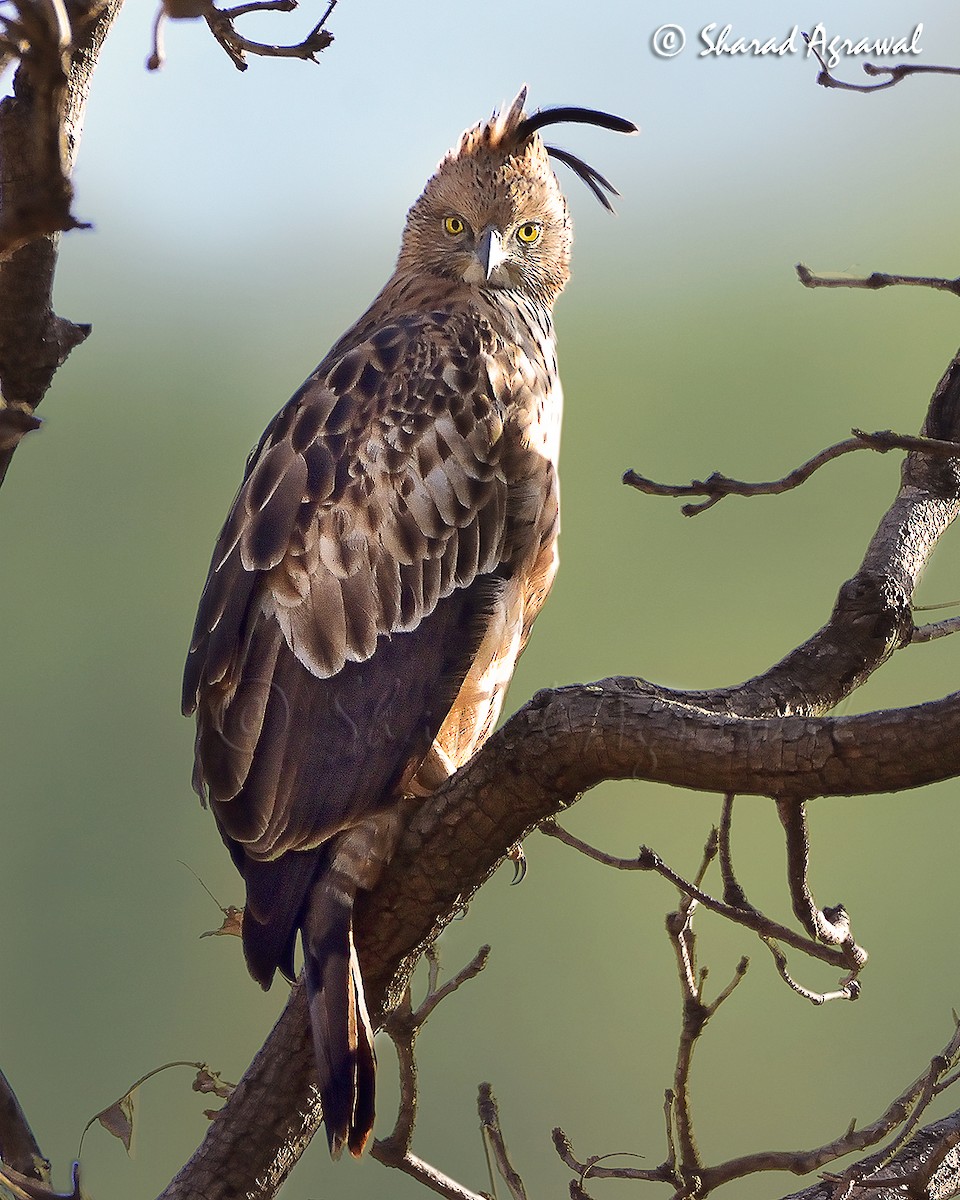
[4,1,960,1198]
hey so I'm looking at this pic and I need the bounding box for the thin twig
[625,426,960,517]
[416,944,490,1025]
[763,938,860,1005]
[717,795,752,910]
[540,820,864,974]
[802,33,960,94]
[478,1083,527,1200]
[911,615,960,643]
[372,946,493,1199]
[204,0,335,71]
[552,1127,665,1186]
[797,261,960,296]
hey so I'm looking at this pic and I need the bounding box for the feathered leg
[302,867,376,1158]
[300,810,406,1157]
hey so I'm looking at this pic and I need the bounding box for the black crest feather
[515,103,637,211]
[544,146,620,212]
[516,106,638,141]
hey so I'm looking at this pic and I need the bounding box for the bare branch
[155,343,960,1196]
[0,0,122,489]
[717,794,752,910]
[553,1126,664,1187]
[797,262,960,296]
[802,31,960,94]
[910,614,960,643]
[781,1111,960,1199]
[147,0,336,70]
[371,1147,489,1200]
[776,798,866,966]
[763,939,860,1006]
[205,0,335,71]
[624,428,960,517]
[478,1083,527,1200]
[540,820,864,974]
[371,946,493,1200]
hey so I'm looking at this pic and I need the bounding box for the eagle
[183,88,635,1158]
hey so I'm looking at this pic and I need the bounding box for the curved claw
[507,843,527,885]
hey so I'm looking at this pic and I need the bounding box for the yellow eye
[517,222,541,244]
[444,215,465,236]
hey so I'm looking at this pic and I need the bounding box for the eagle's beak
[474,226,507,281]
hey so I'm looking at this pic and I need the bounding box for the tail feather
[302,875,376,1159]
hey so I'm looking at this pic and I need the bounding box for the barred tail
[302,874,376,1159]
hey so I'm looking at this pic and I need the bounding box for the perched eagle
[183,88,635,1158]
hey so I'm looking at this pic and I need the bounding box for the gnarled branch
[155,345,960,1197]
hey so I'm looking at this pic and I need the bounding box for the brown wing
[183,308,509,905]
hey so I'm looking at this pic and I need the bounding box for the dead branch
[558,1015,960,1198]
[802,30,960,95]
[911,613,960,642]
[148,0,335,71]
[797,263,960,297]
[555,875,750,1198]
[0,0,123,489]
[539,819,864,975]
[371,945,491,1199]
[784,1096,960,1198]
[478,1084,527,1200]
[624,428,960,516]
[717,794,751,910]
[762,939,860,1006]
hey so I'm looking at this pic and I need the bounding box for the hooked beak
[464,225,507,284]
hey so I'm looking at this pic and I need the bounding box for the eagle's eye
[443,216,466,237]
[516,222,542,245]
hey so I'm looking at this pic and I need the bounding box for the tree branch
[797,263,960,297]
[0,1068,47,1181]
[154,343,960,1197]
[624,428,960,516]
[0,0,123,489]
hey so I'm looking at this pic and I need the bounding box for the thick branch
[633,346,960,720]
[780,1108,960,1199]
[0,0,123,487]
[157,347,960,1197]
[158,676,960,1198]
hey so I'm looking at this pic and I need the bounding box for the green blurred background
[4,1,960,1196]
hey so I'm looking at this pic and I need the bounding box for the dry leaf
[96,1088,137,1155]
[193,1066,235,1099]
[200,906,243,939]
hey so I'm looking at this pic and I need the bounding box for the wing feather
[184,311,510,811]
